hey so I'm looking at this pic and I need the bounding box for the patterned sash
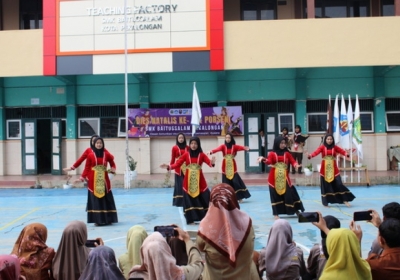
[224,154,235,180]
[186,163,201,198]
[92,165,107,198]
[176,156,187,174]
[323,155,335,183]
[273,162,287,195]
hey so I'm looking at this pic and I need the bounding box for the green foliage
[128,156,137,171]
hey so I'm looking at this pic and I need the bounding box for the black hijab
[176,133,187,150]
[321,215,341,259]
[323,134,335,149]
[224,133,236,149]
[92,137,104,158]
[90,134,99,149]
[189,137,202,158]
[272,136,287,156]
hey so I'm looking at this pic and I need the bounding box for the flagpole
[124,0,130,189]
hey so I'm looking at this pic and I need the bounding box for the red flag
[326,95,333,134]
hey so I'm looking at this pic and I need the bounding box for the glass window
[307,113,327,133]
[118,117,126,137]
[278,113,294,133]
[386,112,400,131]
[382,0,394,16]
[309,0,370,18]
[241,0,276,20]
[100,118,118,138]
[6,120,21,139]
[78,118,99,138]
[359,112,373,132]
[20,0,42,29]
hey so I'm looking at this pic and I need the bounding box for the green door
[51,119,62,175]
[21,119,37,175]
[244,114,262,173]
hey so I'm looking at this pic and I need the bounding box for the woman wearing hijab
[52,221,104,280]
[258,136,305,219]
[307,215,341,279]
[208,133,251,203]
[170,133,189,207]
[161,136,216,224]
[259,219,306,280]
[129,227,204,280]
[0,255,26,280]
[197,183,259,280]
[10,223,55,280]
[118,225,148,279]
[79,246,125,280]
[288,125,308,174]
[308,134,355,207]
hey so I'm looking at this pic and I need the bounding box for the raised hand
[160,164,169,169]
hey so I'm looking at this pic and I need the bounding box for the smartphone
[353,210,372,221]
[298,212,319,223]
[85,239,97,248]
[154,226,177,238]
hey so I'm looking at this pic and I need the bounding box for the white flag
[353,95,363,159]
[191,82,201,136]
[333,95,340,144]
[347,95,353,135]
[340,94,350,149]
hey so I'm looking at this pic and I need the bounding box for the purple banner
[127,106,243,137]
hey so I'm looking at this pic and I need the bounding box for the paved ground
[1,185,399,261]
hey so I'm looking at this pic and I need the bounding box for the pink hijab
[0,254,24,280]
[128,232,184,280]
[198,183,252,267]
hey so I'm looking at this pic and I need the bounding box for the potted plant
[63,174,73,189]
[162,170,172,188]
[304,163,313,176]
[126,155,137,181]
[107,169,116,180]
[35,175,42,189]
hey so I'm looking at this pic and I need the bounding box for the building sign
[57,0,209,54]
[128,106,243,137]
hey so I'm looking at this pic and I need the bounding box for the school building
[0,0,400,177]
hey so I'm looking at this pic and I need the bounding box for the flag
[339,94,350,149]
[333,95,340,143]
[347,95,353,135]
[353,95,363,159]
[326,95,333,134]
[191,82,201,136]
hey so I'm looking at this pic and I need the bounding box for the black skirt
[172,173,184,207]
[87,190,118,224]
[222,173,251,201]
[269,184,305,216]
[320,175,356,206]
[182,189,210,224]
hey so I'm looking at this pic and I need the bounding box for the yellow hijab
[320,228,371,280]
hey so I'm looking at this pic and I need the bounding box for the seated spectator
[312,212,372,280]
[168,237,188,266]
[11,223,55,280]
[118,225,148,279]
[79,246,125,280]
[366,218,400,279]
[307,215,341,280]
[128,226,203,280]
[197,183,259,280]
[259,219,306,280]
[368,202,400,256]
[52,221,104,280]
[0,254,25,280]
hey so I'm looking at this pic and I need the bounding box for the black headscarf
[189,137,202,158]
[323,134,335,149]
[92,137,104,158]
[272,136,287,156]
[176,133,187,150]
[321,215,341,259]
[224,133,236,149]
[90,134,99,149]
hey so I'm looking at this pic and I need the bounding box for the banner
[127,106,243,137]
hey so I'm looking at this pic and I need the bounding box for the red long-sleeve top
[210,144,246,175]
[308,145,347,178]
[263,151,298,189]
[169,145,189,175]
[70,148,109,179]
[83,150,116,194]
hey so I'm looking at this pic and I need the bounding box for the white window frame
[386,111,400,132]
[78,118,100,138]
[118,117,126,137]
[359,112,374,133]
[307,113,327,134]
[6,120,21,139]
[278,113,295,134]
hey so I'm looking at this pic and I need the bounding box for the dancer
[65,137,118,225]
[288,125,308,174]
[307,134,355,207]
[170,133,189,207]
[208,133,251,203]
[161,137,216,224]
[258,136,305,219]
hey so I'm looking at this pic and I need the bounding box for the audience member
[52,221,104,280]
[259,219,306,280]
[79,246,125,280]
[0,254,25,280]
[118,225,148,279]
[197,183,259,280]
[129,227,203,280]
[168,237,188,266]
[11,223,55,280]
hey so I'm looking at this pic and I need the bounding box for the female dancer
[65,137,118,225]
[258,136,305,219]
[161,137,215,224]
[208,133,251,203]
[170,133,189,207]
[307,134,355,207]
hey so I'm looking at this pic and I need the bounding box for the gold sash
[273,162,287,195]
[92,165,107,198]
[187,163,201,198]
[224,154,235,180]
[323,155,335,183]
[176,157,187,175]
